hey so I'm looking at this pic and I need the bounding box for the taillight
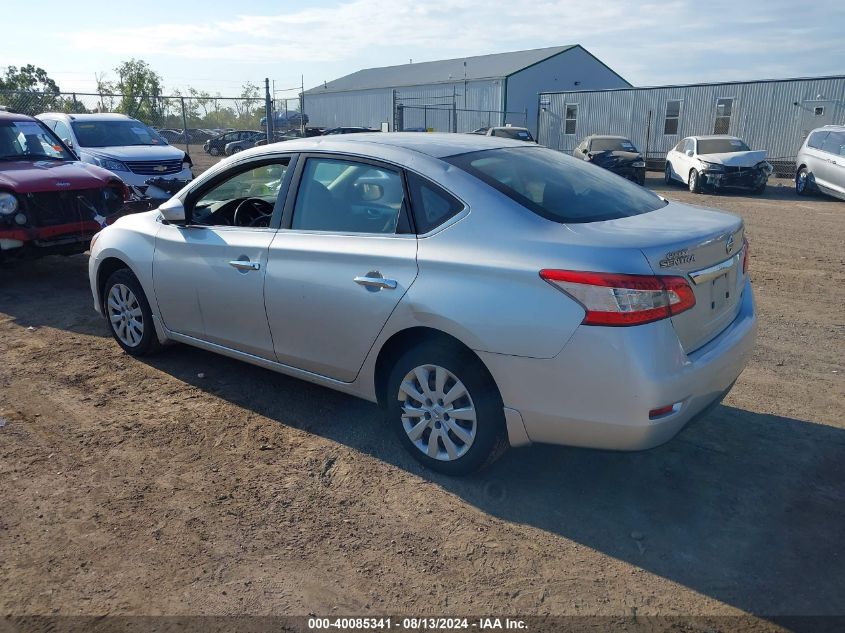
[539,269,696,326]
[742,237,749,275]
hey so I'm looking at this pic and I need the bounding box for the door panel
[154,225,276,358]
[264,232,417,381]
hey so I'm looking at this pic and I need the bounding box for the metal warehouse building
[303,45,629,136]
[537,75,845,172]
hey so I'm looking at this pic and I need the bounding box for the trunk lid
[563,201,746,352]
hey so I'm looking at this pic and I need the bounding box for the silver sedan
[88,133,757,475]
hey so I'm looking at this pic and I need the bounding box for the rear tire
[103,268,162,357]
[386,342,507,476]
[688,169,701,193]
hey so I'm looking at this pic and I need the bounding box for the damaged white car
[664,135,772,194]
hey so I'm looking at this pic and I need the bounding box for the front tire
[664,162,674,185]
[796,167,812,196]
[688,169,702,193]
[386,342,506,475]
[103,269,162,356]
[209,146,221,156]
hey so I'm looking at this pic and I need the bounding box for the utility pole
[300,75,305,136]
[264,78,273,143]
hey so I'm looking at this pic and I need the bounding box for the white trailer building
[303,45,629,137]
[537,75,845,174]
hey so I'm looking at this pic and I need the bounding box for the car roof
[490,126,529,131]
[687,135,742,141]
[585,134,631,140]
[0,110,39,123]
[38,112,136,122]
[246,132,531,160]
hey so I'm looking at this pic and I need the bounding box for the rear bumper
[479,279,757,450]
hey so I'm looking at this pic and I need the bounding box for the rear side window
[446,147,665,224]
[406,172,464,234]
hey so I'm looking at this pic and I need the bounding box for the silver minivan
[795,125,845,201]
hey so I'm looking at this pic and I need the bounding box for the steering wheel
[233,197,274,227]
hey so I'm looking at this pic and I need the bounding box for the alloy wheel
[107,283,144,347]
[398,364,477,462]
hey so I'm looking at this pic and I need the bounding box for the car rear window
[445,147,665,224]
[590,138,638,152]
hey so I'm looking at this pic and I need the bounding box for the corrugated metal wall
[304,79,502,132]
[538,77,845,161]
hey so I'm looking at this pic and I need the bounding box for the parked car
[573,135,646,185]
[225,132,265,155]
[322,127,377,135]
[261,111,309,129]
[0,111,127,260]
[37,113,193,202]
[156,129,184,143]
[471,126,535,142]
[204,130,261,156]
[795,125,845,201]
[665,135,772,194]
[88,133,756,474]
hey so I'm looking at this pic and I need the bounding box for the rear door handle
[229,260,261,271]
[354,275,397,290]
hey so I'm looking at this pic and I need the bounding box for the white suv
[37,113,193,201]
[795,125,845,201]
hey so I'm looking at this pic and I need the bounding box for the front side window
[0,119,75,161]
[406,172,464,234]
[664,100,681,135]
[683,138,694,154]
[53,120,73,144]
[292,158,406,234]
[446,147,665,224]
[564,105,577,135]
[714,98,733,134]
[71,120,164,147]
[807,131,829,149]
[191,160,289,227]
[820,131,845,156]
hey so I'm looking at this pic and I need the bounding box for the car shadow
[139,342,845,625]
[644,173,844,204]
[0,254,108,337]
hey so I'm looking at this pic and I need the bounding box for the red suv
[0,110,128,260]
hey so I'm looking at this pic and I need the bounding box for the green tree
[112,59,164,124]
[0,64,61,114]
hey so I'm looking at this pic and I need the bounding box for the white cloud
[61,0,845,89]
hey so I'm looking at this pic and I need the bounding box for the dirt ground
[0,175,843,627]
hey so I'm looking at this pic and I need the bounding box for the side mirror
[685,149,694,157]
[159,197,186,223]
[62,137,74,149]
[581,148,588,154]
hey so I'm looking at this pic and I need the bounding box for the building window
[714,98,733,134]
[814,106,825,116]
[564,104,577,135]
[664,100,681,135]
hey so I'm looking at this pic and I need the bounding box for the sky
[2,0,844,99]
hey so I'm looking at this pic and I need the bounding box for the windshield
[0,119,75,161]
[446,147,666,224]
[590,137,637,152]
[697,138,750,154]
[71,120,165,147]
[493,128,535,142]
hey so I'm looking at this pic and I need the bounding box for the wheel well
[96,257,130,308]
[373,327,490,409]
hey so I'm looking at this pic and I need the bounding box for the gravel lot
[0,174,843,628]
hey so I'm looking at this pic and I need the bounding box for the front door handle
[354,274,397,290]
[229,260,261,271]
